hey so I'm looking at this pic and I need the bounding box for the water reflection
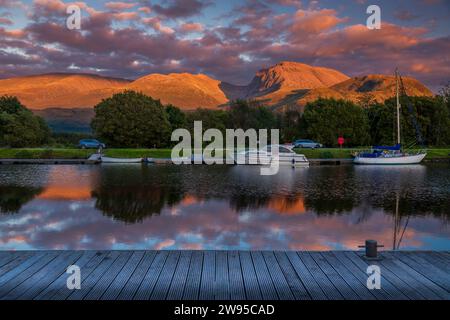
[0,164,448,250]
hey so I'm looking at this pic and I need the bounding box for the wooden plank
[0,252,47,288]
[0,251,22,269]
[215,251,229,300]
[347,251,425,300]
[227,251,246,300]
[166,251,192,300]
[51,251,109,300]
[297,252,343,300]
[150,251,180,300]
[285,251,326,300]
[321,252,375,300]
[101,251,145,300]
[183,251,203,300]
[433,252,450,264]
[0,252,59,299]
[199,251,215,300]
[239,251,261,300]
[13,251,83,300]
[332,252,402,300]
[35,251,97,300]
[250,251,278,300]
[399,252,450,292]
[84,251,133,300]
[133,251,169,300]
[309,252,360,300]
[417,252,450,272]
[67,251,120,300]
[262,252,294,300]
[273,252,310,300]
[383,252,449,300]
[116,251,156,300]
[0,252,33,278]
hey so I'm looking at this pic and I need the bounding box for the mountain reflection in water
[0,164,449,250]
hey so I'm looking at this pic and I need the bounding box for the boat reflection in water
[0,164,448,250]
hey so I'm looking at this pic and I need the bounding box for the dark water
[0,164,449,250]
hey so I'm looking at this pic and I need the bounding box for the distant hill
[0,73,130,109]
[0,62,434,132]
[127,73,228,109]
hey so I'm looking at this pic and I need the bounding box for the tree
[0,95,51,147]
[227,99,277,130]
[91,91,171,148]
[279,107,302,143]
[185,108,229,134]
[301,98,370,147]
[165,104,186,132]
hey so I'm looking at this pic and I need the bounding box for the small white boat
[354,69,426,165]
[101,156,143,163]
[88,154,143,163]
[354,149,426,165]
[237,144,309,166]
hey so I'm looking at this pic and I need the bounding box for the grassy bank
[0,147,449,160]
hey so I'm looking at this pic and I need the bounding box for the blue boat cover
[373,144,401,151]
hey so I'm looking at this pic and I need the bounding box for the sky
[0,0,449,91]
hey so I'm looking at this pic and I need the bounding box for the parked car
[294,139,323,149]
[78,139,106,149]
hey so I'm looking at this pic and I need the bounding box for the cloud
[105,2,137,11]
[0,17,12,25]
[179,22,203,33]
[152,0,211,18]
[0,0,448,91]
[394,10,420,21]
[142,17,175,34]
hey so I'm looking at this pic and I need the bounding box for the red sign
[338,137,345,146]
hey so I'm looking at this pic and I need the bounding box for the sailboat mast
[395,69,401,145]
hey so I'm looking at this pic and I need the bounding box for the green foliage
[0,96,51,147]
[278,108,302,142]
[185,108,229,133]
[165,104,186,132]
[370,96,450,147]
[91,91,171,148]
[227,100,277,130]
[301,98,370,147]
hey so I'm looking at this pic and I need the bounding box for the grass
[0,148,172,159]
[0,147,449,160]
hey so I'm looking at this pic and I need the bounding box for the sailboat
[354,69,427,165]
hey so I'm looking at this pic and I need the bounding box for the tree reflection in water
[91,165,185,223]
[0,186,43,214]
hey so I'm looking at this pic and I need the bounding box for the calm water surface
[0,164,449,250]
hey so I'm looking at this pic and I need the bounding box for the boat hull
[353,153,426,165]
[240,154,309,166]
[101,157,143,163]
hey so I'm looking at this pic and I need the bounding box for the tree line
[91,90,450,148]
[1,86,450,148]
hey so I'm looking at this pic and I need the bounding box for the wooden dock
[0,250,448,300]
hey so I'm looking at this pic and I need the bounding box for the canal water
[0,164,449,250]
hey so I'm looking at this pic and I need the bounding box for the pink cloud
[138,6,152,14]
[105,1,137,11]
[290,9,348,41]
[142,17,175,35]
[179,22,203,33]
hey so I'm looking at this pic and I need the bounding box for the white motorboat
[237,144,309,166]
[354,69,426,165]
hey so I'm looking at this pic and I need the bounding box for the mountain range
[0,61,433,132]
